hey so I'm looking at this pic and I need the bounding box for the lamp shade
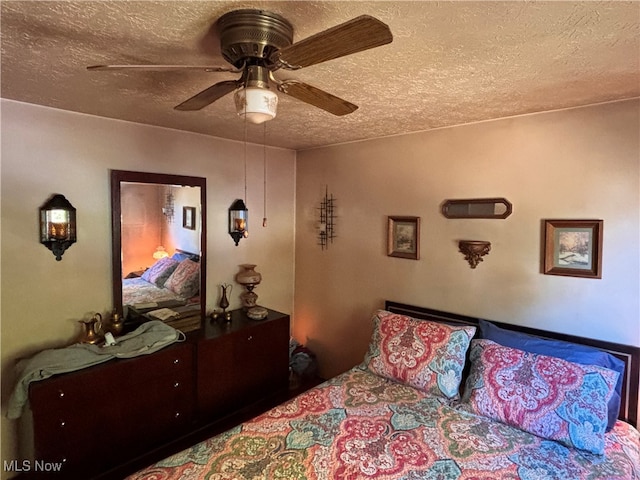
[229,199,248,246]
[39,194,76,260]
[153,246,169,260]
[234,87,278,124]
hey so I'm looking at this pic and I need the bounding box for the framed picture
[183,206,196,230]
[387,216,420,260]
[543,219,603,278]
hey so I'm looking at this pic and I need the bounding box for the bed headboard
[385,301,640,428]
[175,248,200,262]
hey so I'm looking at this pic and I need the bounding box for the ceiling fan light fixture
[234,87,278,124]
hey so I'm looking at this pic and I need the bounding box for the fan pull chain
[243,111,248,204]
[263,122,268,227]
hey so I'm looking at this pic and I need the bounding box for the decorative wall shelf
[459,240,491,268]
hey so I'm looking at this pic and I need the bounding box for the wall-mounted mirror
[111,170,206,324]
[441,198,512,219]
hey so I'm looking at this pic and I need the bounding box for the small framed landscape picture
[543,219,603,278]
[183,206,196,230]
[387,216,420,260]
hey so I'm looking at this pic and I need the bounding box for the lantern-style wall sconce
[40,194,76,261]
[229,199,248,246]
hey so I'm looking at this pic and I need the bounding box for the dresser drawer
[30,342,195,477]
[197,310,290,420]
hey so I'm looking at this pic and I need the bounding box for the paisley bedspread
[127,367,640,480]
[122,277,185,305]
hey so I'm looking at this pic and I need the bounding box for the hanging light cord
[263,122,268,227]
[243,112,248,203]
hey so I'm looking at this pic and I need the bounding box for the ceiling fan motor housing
[217,9,294,68]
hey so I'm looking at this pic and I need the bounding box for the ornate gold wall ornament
[459,240,491,268]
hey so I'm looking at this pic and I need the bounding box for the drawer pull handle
[247,335,253,341]
[174,412,181,418]
[173,382,180,388]
[173,359,180,364]
[60,421,66,427]
[58,391,65,398]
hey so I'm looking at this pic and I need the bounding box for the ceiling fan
[87,9,393,124]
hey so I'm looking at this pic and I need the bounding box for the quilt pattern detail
[127,368,640,480]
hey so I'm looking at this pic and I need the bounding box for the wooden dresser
[26,308,290,479]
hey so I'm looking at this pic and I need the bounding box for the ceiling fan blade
[277,80,357,116]
[273,15,392,70]
[87,64,240,73]
[174,80,241,111]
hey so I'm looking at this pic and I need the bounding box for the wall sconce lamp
[229,199,249,246]
[39,194,76,261]
[458,240,491,268]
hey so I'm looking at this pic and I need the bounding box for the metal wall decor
[317,186,336,249]
[162,188,175,223]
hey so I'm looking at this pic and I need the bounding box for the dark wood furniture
[26,308,289,479]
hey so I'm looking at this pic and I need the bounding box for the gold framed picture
[387,216,420,260]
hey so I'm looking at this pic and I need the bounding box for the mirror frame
[111,170,207,320]
[441,197,512,219]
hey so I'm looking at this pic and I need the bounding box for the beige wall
[293,99,640,382]
[0,100,296,474]
[2,98,638,475]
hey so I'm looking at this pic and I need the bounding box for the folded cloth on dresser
[6,321,181,419]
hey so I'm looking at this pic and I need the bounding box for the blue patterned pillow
[364,310,476,399]
[462,339,619,454]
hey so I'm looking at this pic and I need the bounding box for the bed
[122,250,201,306]
[127,301,640,479]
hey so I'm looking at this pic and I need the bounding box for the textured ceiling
[2,1,639,150]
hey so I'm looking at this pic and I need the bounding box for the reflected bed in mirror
[441,198,512,219]
[111,170,206,327]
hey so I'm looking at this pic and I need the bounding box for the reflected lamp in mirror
[229,199,249,246]
[152,246,169,260]
[441,198,512,219]
[39,194,76,261]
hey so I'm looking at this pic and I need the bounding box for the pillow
[171,251,199,262]
[364,310,476,399]
[164,259,200,298]
[479,318,625,431]
[140,257,180,287]
[461,339,619,455]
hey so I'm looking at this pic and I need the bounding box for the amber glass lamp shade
[40,194,76,261]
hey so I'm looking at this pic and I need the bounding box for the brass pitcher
[78,313,103,344]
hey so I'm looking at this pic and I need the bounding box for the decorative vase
[220,283,232,312]
[109,310,124,336]
[236,264,262,311]
[78,313,103,344]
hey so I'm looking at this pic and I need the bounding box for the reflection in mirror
[441,198,512,219]
[111,170,206,327]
